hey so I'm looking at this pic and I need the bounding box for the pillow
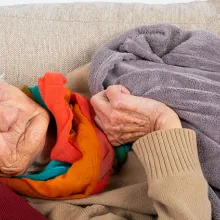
[0,0,218,86]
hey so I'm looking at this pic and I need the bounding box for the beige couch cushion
[0,0,219,87]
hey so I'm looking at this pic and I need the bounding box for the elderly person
[0,64,211,220]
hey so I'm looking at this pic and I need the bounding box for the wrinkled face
[0,82,50,176]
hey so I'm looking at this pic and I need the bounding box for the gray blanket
[88,23,220,219]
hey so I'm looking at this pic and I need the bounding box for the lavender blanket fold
[88,23,220,219]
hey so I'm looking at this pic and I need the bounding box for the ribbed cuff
[133,129,201,181]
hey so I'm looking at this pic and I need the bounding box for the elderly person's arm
[90,85,211,220]
[0,65,211,219]
[132,129,210,220]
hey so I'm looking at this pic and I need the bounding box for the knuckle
[108,136,120,147]
[103,123,111,132]
[106,85,115,93]
[106,85,118,98]
[90,95,98,107]
[110,112,118,124]
[111,141,120,147]
[112,98,124,109]
[118,134,126,142]
[107,136,114,143]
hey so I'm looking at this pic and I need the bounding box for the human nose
[0,105,19,132]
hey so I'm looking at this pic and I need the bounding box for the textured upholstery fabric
[0,0,219,88]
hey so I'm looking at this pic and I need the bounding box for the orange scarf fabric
[0,73,114,199]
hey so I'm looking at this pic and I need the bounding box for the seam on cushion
[0,14,207,24]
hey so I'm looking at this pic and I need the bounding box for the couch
[0,0,219,88]
[0,0,219,218]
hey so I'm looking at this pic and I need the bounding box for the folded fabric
[88,23,220,219]
[19,161,71,181]
[19,146,131,181]
[0,73,114,199]
[21,82,129,182]
[28,85,49,110]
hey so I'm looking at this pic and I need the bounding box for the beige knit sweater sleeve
[133,128,211,220]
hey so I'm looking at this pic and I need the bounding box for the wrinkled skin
[90,85,182,146]
[0,82,181,176]
[0,82,50,176]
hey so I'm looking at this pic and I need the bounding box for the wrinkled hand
[90,85,181,146]
[0,82,50,176]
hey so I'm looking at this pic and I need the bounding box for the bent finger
[105,85,130,103]
[90,90,111,115]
